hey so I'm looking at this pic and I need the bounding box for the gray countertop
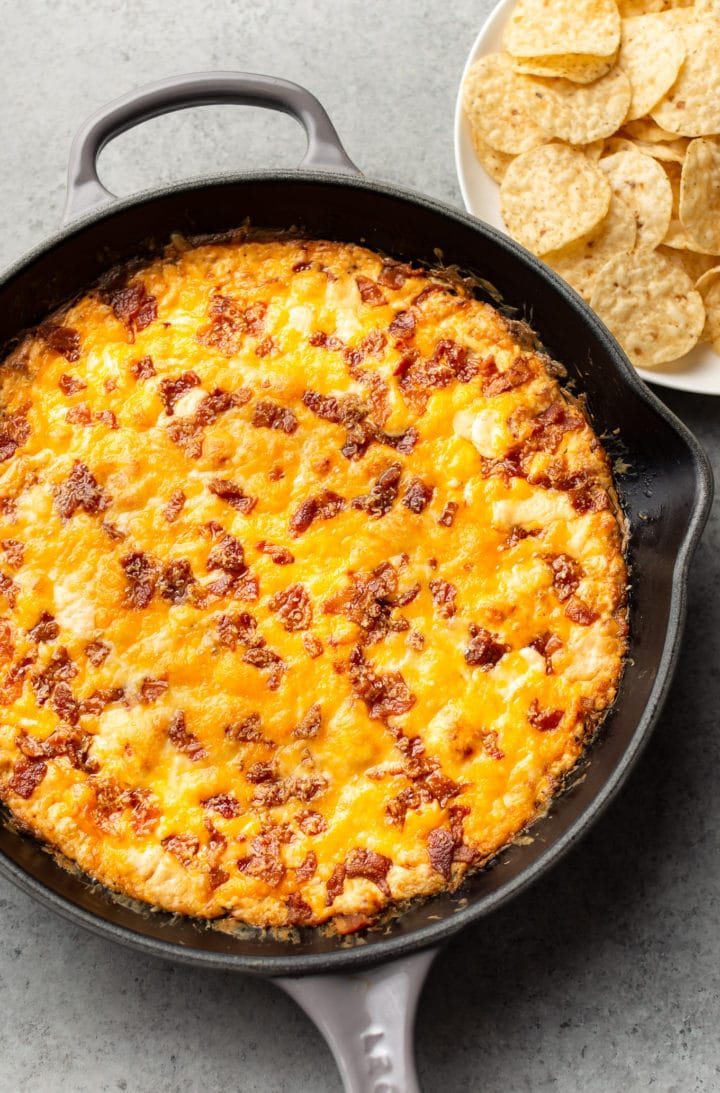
[1,2,719,1090]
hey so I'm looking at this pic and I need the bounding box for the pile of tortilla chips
[462,0,720,369]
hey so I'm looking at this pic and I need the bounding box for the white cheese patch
[492,489,576,529]
[454,407,512,459]
[53,572,97,638]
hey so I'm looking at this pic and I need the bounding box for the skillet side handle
[62,70,360,224]
[275,947,438,1093]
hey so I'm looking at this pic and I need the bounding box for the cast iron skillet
[0,73,712,1092]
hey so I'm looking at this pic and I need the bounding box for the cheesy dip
[0,235,627,933]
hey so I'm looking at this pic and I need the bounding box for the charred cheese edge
[0,236,627,932]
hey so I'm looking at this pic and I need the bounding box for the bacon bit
[268,466,284,482]
[251,781,289,807]
[217,611,265,651]
[294,703,322,739]
[78,687,124,716]
[163,489,186,523]
[225,712,264,742]
[290,490,346,536]
[85,639,110,666]
[95,409,119,430]
[395,582,420,607]
[238,831,286,887]
[0,573,18,609]
[65,403,91,426]
[348,645,415,721]
[287,892,314,925]
[345,847,392,896]
[571,484,610,514]
[0,497,17,519]
[302,633,324,659]
[385,785,430,826]
[425,770,463,807]
[397,339,478,411]
[295,851,317,882]
[464,626,509,670]
[288,772,328,803]
[530,631,562,674]
[268,583,313,632]
[120,551,158,609]
[92,781,160,834]
[565,597,599,626]
[130,355,156,380]
[208,478,257,514]
[205,569,259,603]
[297,809,327,835]
[100,520,125,543]
[168,710,207,761]
[0,656,32,706]
[505,525,535,548]
[242,646,285,690]
[1,539,23,570]
[481,356,532,397]
[103,281,158,333]
[202,793,241,819]
[302,389,368,426]
[162,833,200,866]
[427,827,455,881]
[309,330,345,351]
[194,387,247,426]
[251,399,298,435]
[167,418,203,459]
[0,407,30,464]
[158,371,201,415]
[207,533,246,574]
[388,310,416,340]
[326,863,346,905]
[344,343,390,425]
[530,400,584,453]
[412,284,445,306]
[356,276,387,307]
[430,579,457,619]
[406,630,425,651]
[38,323,81,362]
[55,460,109,520]
[528,699,564,732]
[58,373,87,395]
[481,729,505,760]
[197,295,267,355]
[402,477,433,514]
[256,540,294,565]
[324,562,410,645]
[548,553,583,602]
[0,620,13,663]
[8,756,47,798]
[438,501,458,527]
[378,261,420,289]
[158,558,195,604]
[18,724,97,771]
[31,647,77,706]
[50,682,79,725]
[352,462,402,518]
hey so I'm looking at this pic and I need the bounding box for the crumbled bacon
[246,761,277,784]
[294,703,322,739]
[326,863,346,905]
[130,355,156,380]
[530,631,562,674]
[402,477,433,513]
[565,597,599,626]
[548,553,583,602]
[8,756,47,798]
[427,827,455,881]
[345,847,392,896]
[103,281,158,333]
[528,699,564,732]
[429,579,457,618]
[158,371,201,415]
[31,647,77,706]
[529,400,583,453]
[302,633,324,659]
[481,729,505,760]
[297,809,327,835]
[85,640,110,666]
[290,490,346,536]
[464,626,509,669]
[1,540,23,570]
[309,331,345,351]
[163,489,186,523]
[286,892,314,925]
[347,645,415,721]
[79,687,124,716]
[256,540,294,565]
[251,399,298,434]
[208,478,257,514]
[197,295,267,355]
[237,831,285,886]
[225,712,264,742]
[168,710,207,761]
[396,339,478,411]
[167,418,203,458]
[378,261,420,289]
[50,681,79,725]
[242,646,285,689]
[385,785,431,826]
[324,562,411,645]
[38,323,81,362]
[352,462,402,518]
[58,373,87,395]
[194,387,247,426]
[65,403,91,425]
[100,520,125,542]
[481,356,532,397]
[571,484,610,514]
[302,389,368,426]
[217,611,265,651]
[0,407,30,464]
[406,630,424,650]
[121,551,158,609]
[55,460,108,520]
[162,833,200,866]
[95,409,119,430]
[355,276,387,306]
[0,656,33,706]
[268,583,313,632]
[505,524,534,548]
[158,559,195,604]
[437,501,458,527]
[388,310,416,341]
[202,793,241,819]
[207,533,246,574]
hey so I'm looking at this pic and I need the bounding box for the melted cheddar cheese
[0,236,627,932]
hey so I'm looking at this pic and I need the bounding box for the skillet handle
[62,70,360,223]
[275,947,438,1093]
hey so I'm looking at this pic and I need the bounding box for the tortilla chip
[500,143,611,255]
[599,148,673,249]
[589,250,705,366]
[617,0,692,12]
[696,267,720,349]
[510,52,616,84]
[543,192,637,300]
[679,138,720,253]
[462,53,549,155]
[469,128,516,184]
[505,0,620,59]
[651,17,720,137]
[521,66,632,145]
[618,13,686,121]
[656,247,720,284]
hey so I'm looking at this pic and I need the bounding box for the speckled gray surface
[1,2,719,1091]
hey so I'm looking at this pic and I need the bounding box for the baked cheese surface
[0,237,627,931]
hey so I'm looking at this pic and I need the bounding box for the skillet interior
[0,173,710,974]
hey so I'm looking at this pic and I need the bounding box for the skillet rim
[0,168,712,976]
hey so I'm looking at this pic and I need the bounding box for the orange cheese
[0,235,627,930]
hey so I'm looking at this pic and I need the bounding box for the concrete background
[1,1,719,1090]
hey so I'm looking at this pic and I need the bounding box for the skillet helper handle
[275,947,438,1093]
[62,70,360,223]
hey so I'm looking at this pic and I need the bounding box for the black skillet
[0,73,712,1092]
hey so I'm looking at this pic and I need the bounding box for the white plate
[453,0,720,396]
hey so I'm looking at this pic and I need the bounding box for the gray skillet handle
[275,947,438,1093]
[62,70,360,223]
